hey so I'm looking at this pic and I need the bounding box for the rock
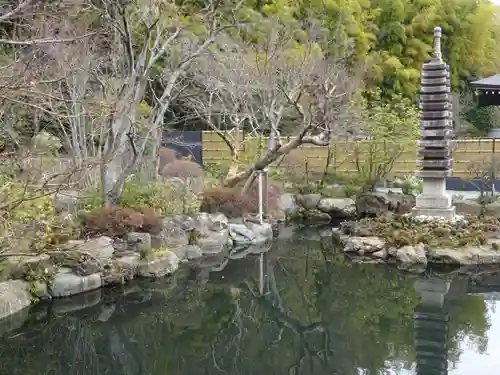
[394,243,427,265]
[195,212,228,231]
[63,236,114,261]
[228,223,256,244]
[228,221,273,245]
[126,232,152,252]
[343,236,385,255]
[136,251,179,278]
[101,260,135,286]
[53,190,80,214]
[427,246,500,265]
[485,202,500,218]
[296,194,321,210]
[184,245,203,260]
[153,216,190,247]
[279,193,299,215]
[245,221,273,243]
[114,256,141,280]
[196,225,230,254]
[317,198,355,218]
[115,251,179,278]
[50,268,102,297]
[162,213,231,254]
[0,280,32,320]
[372,249,387,259]
[455,199,482,216]
[356,192,415,217]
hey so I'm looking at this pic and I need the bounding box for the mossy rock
[340,214,500,249]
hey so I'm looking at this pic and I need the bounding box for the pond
[0,236,499,375]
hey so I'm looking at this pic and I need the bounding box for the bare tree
[186,23,357,191]
[75,0,244,206]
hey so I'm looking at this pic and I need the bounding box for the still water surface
[0,237,499,375]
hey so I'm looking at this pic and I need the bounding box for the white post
[259,253,264,295]
[258,170,264,224]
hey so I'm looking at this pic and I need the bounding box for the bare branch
[0,33,97,45]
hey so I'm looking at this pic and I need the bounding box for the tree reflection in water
[0,237,493,375]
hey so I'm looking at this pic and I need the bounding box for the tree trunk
[223,137,303,192]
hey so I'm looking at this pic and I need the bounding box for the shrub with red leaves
[83,206,163,237]
[200,187,256,218]
[160,159,203,179]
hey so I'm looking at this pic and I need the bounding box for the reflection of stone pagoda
[412,26,455,220]
[414,279,450,375]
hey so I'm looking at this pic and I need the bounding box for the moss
[341,214,500,248]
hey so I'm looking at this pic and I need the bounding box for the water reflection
[0,238,498,375]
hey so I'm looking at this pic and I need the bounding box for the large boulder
[295,194,322,210]
[62,236,114,261]
[278,193,299,216]
[228,220,273,246]
[114,251,180,278]
[152,213,230,256]
[389,243,427,265]
[49,268,102,297]
[355,192,415,217]
[343,236,385,255]
[0,280,32,320]
[316,197,356,219]
[427,246,500,265]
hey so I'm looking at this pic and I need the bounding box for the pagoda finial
[433,26,442,61]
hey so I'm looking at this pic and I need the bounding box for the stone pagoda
[412,26,456,220]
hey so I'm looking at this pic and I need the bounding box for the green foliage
[0,182,79,253]
[31,132,62,153]
[354,89,418,190]
[204,162,230,185]
[82,176,200,216]
[398,175,423,196]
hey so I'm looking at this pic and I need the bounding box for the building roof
[470,74,500,89]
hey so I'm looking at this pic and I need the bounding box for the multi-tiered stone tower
[412,26,456,220]
[414,278,450,375]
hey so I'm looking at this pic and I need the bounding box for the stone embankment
[0,213,274,321]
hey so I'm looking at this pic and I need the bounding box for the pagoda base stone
[412,206,456,221]
[412,177,456,220]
